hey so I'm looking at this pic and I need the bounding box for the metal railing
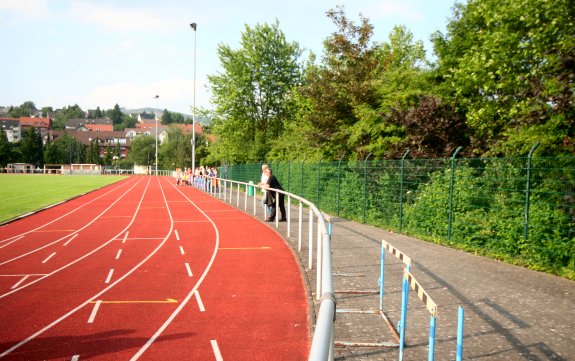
[194,175,336,360]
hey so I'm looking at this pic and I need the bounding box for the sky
[0,0,457,116]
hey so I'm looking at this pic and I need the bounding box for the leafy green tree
[162,109,173,125]
[298,7,378,159]
[110,104,123,128]
[0,131,15,167]
[86,139,101,164]
[44,133,85,164]
[128,135,156,167]
[207,20,302,163]
[432,0,575,155]
[53,104,84,130]
[19,127,44,166]
[8,101,37,117]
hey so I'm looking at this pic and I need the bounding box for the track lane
[0,176,310,360]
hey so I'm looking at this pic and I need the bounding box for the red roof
[19,117,51,128]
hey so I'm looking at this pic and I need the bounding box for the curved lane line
[0,177,161,356]
[0,177,138,243]
[130,177,221,360]
[0,178,144,266]
[0,178,149,299]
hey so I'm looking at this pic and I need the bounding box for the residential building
[0,118,20,142]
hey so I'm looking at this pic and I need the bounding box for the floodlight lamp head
[190,23,197,31]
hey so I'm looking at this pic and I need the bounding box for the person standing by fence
[263,167,286,222]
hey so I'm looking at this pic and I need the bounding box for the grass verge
[0,174,127,224]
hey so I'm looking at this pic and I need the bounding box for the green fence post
[363,153,372,224]
[448,147,463,241]
[317,157,323,207]
[399,149,410,233]
[287,160,291,193]
[523,142,540,241]
[301,157,306,198]
[337,155,344,217]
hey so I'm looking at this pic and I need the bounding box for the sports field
[0,174,127,224]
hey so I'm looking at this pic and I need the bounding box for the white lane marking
[63,234,79,246]
[87,300,101,323]
[211,340,223,361]
[0,179,143,267]
[42,252,56,264]
[174,229,180,241]
[179,246,185,255]
[185,263,193,277]
[0,179,161,358]
[195,290,205,312]
[11,275,30,289]
[71,355,80,361]
[115,249,123,260]
[129,177,221,361]
[122,232,129,244]
[0,236,24,248]
[105,269,114,284]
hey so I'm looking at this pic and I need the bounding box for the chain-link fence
[220,151,575,279]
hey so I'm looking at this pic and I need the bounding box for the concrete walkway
[223,193,575,360]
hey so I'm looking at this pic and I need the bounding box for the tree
[53,104,84,130]
[128,135,156,168]
[0,131,14,167]
[432,0,575,155]
[162,109,173,125]
[19,127,44,166]
[8,101,36,117]
[110,104,123,128]
[94,106,103,118]
[207,20,302,163]
[44,133,85,164]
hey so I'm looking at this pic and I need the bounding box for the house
[51,130,131,159]
[0,118,20,142]
[19,117,52,139]
[66,118,114,132]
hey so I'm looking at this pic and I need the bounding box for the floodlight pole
[154,95,159,175]
[190,22,197,173]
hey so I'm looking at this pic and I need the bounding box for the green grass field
[0,174,127,224]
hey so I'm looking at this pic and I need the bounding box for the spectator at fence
[258,164,269,212]
[263,168,286,222]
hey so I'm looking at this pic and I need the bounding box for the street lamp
[190,22,197,173]
[154,95,159,175]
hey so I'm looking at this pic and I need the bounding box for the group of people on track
[174,166,219,192]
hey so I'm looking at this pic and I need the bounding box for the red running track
[0,176,310,360]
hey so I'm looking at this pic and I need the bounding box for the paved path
[229,194,575,361]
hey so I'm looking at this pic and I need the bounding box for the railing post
[362,153,372,224]
[399,149,410,233]
[523,142,540,241]
[448,147,462,241]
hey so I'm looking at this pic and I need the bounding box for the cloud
[0,0,51,22]
[65,2,180,32]
[363,0,424,22]
[45,77,210,115]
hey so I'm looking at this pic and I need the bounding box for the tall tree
[8,101,37,118]
[128,135,156,167]
[53,104,84,130]
[19,127,44,166]
[110,104,123,129]
[432,0,575,155]
[0,130,14,167]
[208,20,302,163]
